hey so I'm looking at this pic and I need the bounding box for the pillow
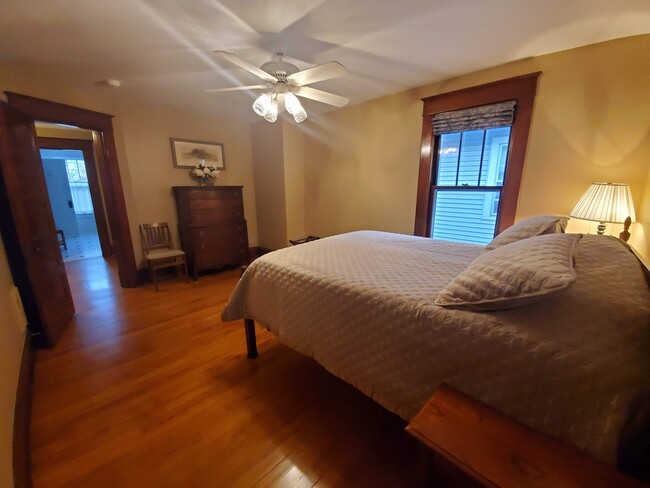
[485,215,569,250]
[435,233,581,311]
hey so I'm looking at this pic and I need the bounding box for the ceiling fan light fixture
[284,92,302,115]
[263,98,279,123]
[253,93,271,116]
[293,106,308,123]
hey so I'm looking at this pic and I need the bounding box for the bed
[221,230,650,472]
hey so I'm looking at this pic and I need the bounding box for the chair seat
[146,249,185,260]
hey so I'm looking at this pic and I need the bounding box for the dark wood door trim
[414,72,541,237]
[5,92,138,287]
[13,334,34,488]
[37,137,114,258]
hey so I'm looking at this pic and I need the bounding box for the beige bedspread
[222,231,650,465]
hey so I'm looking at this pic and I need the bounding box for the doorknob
[68,200,73,209]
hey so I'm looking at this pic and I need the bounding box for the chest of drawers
[173,186,249,278]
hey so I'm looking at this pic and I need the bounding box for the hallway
[30,259,420,487]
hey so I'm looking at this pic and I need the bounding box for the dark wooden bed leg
[244,319,258,359]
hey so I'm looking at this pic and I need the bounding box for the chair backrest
[140,223,174,253]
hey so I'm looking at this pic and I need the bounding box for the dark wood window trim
[414,72,541,237]
[5,92,138,287]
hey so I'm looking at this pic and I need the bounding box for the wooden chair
[140,223,189,291]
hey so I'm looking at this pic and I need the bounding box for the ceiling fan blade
[287,61,347,86]
[204,85,267,93]
[214,51,278,83]
[295,86,349,107]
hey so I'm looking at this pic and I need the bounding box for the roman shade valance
[432,100,516,135]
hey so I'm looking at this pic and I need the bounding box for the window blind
[432,100,516,135]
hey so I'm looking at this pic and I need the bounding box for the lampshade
[284,92,302,115]
[293,106,307,123]
[570,182,636,224]
[253,94,271,117]
[263,99,278,122]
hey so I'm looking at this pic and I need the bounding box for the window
[65,159,94,214]
[414,73,540,241]
[432,126,511,245]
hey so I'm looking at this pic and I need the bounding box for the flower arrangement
[190,160,220,186]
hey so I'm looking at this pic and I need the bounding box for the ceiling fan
[206,51,349,123]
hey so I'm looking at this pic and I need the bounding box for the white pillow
[436,233,581,311]
[486,215,569,250]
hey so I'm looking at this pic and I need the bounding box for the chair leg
[149,263,159,291]
[183,260,190,284]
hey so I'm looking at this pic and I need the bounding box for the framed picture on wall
[170,138,225,170]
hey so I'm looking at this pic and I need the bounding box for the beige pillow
[436,233,581,311]
[486,215,569,250]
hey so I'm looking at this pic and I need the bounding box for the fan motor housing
[260,60,299,82]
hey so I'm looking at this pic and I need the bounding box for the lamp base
[596,222,606,235]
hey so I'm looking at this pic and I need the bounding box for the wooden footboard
[407,384,645,487]
[243,319,258,359]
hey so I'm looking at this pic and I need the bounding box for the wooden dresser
[173,186,249,279]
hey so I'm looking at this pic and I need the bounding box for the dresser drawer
[193,244,247,267]
[192,230,246,251]
[186,188,242,200]
[190,208,244,225]
[189,198,243,211]
[187,223,245,240]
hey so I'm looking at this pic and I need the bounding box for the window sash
[430,186,503,243]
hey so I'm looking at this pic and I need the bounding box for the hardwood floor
[31,257,421,487]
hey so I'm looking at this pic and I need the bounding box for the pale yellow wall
[302,35,650,259]
[283,123,306,243]
[250,121,287,250]
[117,101,258,264]
[0,240,27,488]
[0,60,259,267]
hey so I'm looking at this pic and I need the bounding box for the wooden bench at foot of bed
[406,384,645,488]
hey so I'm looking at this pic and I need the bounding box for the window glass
[431,126,511,245]
[436,133,460,186]
[431,189,501,245]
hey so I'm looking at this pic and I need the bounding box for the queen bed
[221,224,650,474]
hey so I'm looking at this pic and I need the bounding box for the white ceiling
[2,0,649,121]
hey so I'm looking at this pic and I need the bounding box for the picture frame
[170,138,225,170]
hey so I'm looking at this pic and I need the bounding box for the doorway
[41,148,103,261]
[0,93,137,347]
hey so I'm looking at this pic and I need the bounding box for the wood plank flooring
[31,257,421,487]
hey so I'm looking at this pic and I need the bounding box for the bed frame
[243,318,258,358]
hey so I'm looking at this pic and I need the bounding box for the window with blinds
[430,101,515,245]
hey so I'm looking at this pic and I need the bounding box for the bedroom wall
[0,240,28,488]
[300,34,650,259]
[251,121,287,250]
[0,61,259,265]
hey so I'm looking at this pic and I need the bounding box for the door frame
[5,92,138,287]
[38,137,114,258]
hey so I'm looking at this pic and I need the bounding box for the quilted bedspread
[222,231,650,465]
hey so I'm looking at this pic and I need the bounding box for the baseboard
[13,333,34,488]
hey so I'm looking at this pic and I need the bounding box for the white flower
[211,170,220,178]
[203,168,211,175]
[192,168,203,177]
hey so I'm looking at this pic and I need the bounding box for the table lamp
[570,182,636,242]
